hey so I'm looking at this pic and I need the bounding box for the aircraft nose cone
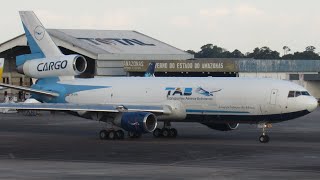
[307,97,318,112]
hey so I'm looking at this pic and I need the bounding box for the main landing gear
[153,121,178,138]
[258,123,272,143]
[99,129,125,140]
[99,129,142,140]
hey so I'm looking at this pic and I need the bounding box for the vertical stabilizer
[19,11,62,58]
[144,62,156,77]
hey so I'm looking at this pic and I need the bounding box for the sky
[1,0,320,55]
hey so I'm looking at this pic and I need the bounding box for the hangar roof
[0,29,193,60]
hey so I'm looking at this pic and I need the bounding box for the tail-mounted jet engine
[17,55,87,78]
[202,122,239,131]
[114,112,158,133]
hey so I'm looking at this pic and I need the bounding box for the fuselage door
[270,89,278,105]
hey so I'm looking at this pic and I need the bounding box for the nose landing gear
[258,123,272,143]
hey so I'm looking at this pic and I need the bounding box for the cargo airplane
[0,11,317,143]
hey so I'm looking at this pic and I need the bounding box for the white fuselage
[53,77,317,123]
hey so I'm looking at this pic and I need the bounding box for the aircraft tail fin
[19,11,62,59]
[144,62,156,77]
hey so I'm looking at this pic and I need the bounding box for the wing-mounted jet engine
[108,112,157,139]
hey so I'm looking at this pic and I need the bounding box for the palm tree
[283,46,291,55]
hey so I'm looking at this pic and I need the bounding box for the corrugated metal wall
[235,59,320,72]
[95,60,126,76]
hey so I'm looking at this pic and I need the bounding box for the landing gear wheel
[128,131,136,138]
[162,128,170,137]
[99,130,108,140]
[153,128,162,138]
[116,130,125,139]
[108,130,116,140]
[258,123,272,143]
[169,128,178,138]
[128,131,142,138]
[259,135,270,143]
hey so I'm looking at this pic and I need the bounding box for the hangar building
[0,29,192,100]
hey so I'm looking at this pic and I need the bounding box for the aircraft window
[289,91,311,98]
[301,91,310,96]
[288,91,295,98]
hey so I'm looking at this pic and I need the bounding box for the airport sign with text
[123,60,236,72]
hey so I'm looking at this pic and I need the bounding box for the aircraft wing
[0,83,59,97]
[0,103,171,114]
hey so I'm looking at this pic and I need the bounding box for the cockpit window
[295,91,301,97]
[301,91,310,96]
[288,91,311,98]
[288,91,295,98]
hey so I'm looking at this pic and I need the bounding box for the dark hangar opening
[59,47,95,78]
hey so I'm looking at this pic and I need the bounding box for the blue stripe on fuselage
[31,80,110,103]
[186,109,250,114]
[62,83,110,95]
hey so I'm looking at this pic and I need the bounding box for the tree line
[186,44,320,60]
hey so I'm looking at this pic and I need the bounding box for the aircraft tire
[153,128,162,138]
[259,135,270,143]
[265,135,270,143]
[162,128,170,137]
[99,130,108,140]
[169,128,178,138]
[108,130,116,140]
[116,130,125,139]
[128,131,136,138]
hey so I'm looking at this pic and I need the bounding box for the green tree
[197,44,228,58]
[283,46,291,55]
[186,50,196,55]
[231,49,245,58]
[247,47,280,59]
[306,46,316,52]
[188,44,320,60]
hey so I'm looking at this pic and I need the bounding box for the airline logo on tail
[34,26,45,40]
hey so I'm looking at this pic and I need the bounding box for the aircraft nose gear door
[270,89,278,105]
